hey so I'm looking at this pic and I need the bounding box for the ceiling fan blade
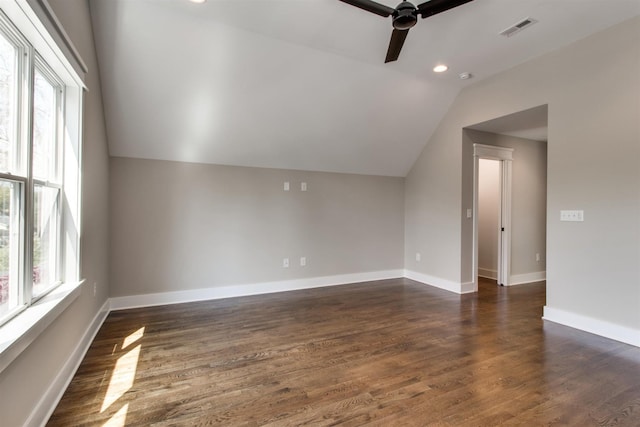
[416,0,474,18]
[338,0,395,17]
[385,29,409,63]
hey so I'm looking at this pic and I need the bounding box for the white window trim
[0,0,84,373]
[0,279,83,373]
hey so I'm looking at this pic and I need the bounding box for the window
[32,64,63,298]
[0,10,77,326]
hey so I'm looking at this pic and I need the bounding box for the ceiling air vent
[500,17,538,37]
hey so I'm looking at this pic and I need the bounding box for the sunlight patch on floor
[100,327,145,414]
[102,403,129,427]
[123,327,146,348]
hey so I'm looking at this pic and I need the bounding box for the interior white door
[497,159,512,286]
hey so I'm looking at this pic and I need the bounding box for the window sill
[0,279,84,374]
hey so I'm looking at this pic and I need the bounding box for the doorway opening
[473,145,513,288]
[462,104,548,293]
[478,159,501,284]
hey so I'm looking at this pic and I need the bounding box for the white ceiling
[89,0,640,176]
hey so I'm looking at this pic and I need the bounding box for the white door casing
[473,144,514,289]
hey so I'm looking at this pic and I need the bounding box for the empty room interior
[0,0,639,425]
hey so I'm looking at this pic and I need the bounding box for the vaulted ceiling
[89,0,640,176]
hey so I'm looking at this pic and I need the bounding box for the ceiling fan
[338,0,475,63]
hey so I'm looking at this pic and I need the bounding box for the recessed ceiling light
[433,65,448,73]
[459,72,472,80]
[189,0,206,3]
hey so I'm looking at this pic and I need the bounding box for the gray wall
[468,130,548,280]
[0,0,110,426]
[110,158,404,297]
[406,17,640,329]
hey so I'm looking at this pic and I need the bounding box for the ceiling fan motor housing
[337,0,475,63]
[393,1,418,30]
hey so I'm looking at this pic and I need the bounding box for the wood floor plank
[48,278,640,426]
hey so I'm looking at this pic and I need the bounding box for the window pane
[0,180,21,319]
[0,31,17,173]
[33,69,57,181]
[33,184,59,297]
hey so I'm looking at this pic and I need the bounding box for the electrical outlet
[301,182,307,192]
[283,258,289,268]
[93,282,97,296]
[536,253,541,262]
[416,252,421,262]
[283,182,290,191]
[300,256,306,266]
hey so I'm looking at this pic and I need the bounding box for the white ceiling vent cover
[500,17,538,37]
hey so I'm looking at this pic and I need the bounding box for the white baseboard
[110,270,404,311]
[28,299,110,427]
[543,306,640,348]
[404,270,470,294]
[460,282,475,293]
[509,271,546,286]
[478,268,497,280]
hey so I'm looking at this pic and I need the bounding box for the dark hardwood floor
[48,278,640,426]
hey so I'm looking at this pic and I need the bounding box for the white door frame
[473,144,514,290]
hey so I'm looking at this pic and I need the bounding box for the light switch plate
[560,210,584,222]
